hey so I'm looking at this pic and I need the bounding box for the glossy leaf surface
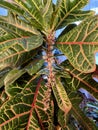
[0,78,54,130]
[51,0,92,29]
[60,60,98,99]
[70,93,97,130]
[57,16,98,73]
[52,76,72,114]
[0,34,43,70]
[0,0,98,129]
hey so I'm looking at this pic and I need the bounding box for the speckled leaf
[57,15,98,73]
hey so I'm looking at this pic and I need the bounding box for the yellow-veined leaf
[57,15,98,73]
[52,76,72,114]
[0,35,43,70]
[51,0,93,29]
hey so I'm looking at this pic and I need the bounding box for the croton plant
[0,0,98,129]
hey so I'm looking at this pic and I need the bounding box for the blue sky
[0,7,7,16]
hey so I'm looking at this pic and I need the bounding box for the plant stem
[42,32,55,111]
[46,32,55,87]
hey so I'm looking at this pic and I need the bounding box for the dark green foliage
[0,0,98,129]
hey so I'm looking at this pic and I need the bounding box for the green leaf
[4,58,44,87]
[58,23,77,39]
[4,68,26,87]
[26,59,44,76]
[0,68,11,88]
[0,0,53,32]
[58,109,67,129]
[56,0,88,11]
[42,0,53,29]
[0,1,97,129]
[59,10,95,29]
[4,58,44,90]
[0,76,5,88]
[14,0,44,30]
[42,0,53,19]
[51,0,91,29]
[0,90,8,107]
[27,79,54,130]
[60,60,98,99]
[0,34,43,70]
[0,78,54,129]
[57,15,98,73]
[0,1,25,16]
[0,11,39,36]
[0,1,42,31]
[15,47,41,67]
[70,93,97,130]
[52,76,72,114]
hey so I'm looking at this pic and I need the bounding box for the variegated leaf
[0,0,53,32]
[70,93,97,130]
[52,76,72,114]
[4,68,26,87]
[0,78,54,130]
[0,11,39,35]
[57,109,67,129]
[0,34,43,70]
[42,0,53,29]
[0,1,25,16]
[51,0,93,29]
[26,78,54,130]
[58,10,95,29]
[4,58,44,87]
[0,90,8,108]
[60,60,98,99]
[14,0,44,30]
[57,15,98,73]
